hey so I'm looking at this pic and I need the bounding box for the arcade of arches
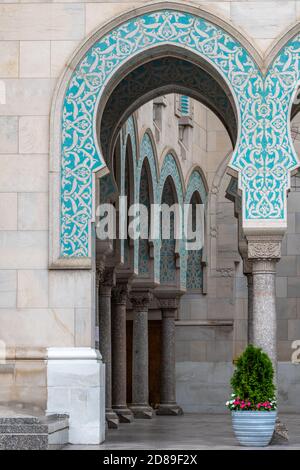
[1,2,300,446]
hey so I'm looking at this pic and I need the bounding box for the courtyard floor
[64,413,300,450]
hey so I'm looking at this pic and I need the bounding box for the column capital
[157,297,179,314]
[96,260,106,288]
[156,296,181,320]
[96,263,115,291]
[111,283,129,305]
[247,235,282,261]
[102,267,116,287]
[129,291,152,311]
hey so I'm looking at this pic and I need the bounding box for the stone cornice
[157,297,179,311]
[248,239,281,260]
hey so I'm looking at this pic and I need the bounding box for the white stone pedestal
[46,347,105,444]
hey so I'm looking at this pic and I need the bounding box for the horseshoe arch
[49,2,279,268]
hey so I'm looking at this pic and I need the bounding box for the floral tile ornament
[60,8,300,258]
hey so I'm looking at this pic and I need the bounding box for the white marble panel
[0,117,18,153]
[50,40,77,78]
[0,155,48,192]
[0,193,17,230]
[20,41,50,78]
[0,4,85,40]
[19,116,49,154]
[0,231,48,269]
[0,41,18,77]
[47,348,105,444]
[0,270,16,308]
[17,269,49,308]
[18,192,48,231]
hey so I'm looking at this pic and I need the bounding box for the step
[0,409,69,450]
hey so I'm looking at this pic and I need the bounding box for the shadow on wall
[176,362,300,413]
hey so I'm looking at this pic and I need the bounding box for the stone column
[246,272,254,345]
[111,282,133,423]
[248,238,288,444]
[248,238,281,376]
[96,264,118,429]
[156,298,183,416]
[129,291,153,419]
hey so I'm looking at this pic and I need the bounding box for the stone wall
[176,362,300,413]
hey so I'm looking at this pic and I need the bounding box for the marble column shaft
[156,298,183,416]
[111,282,133,423]
[246,272,254,345]
[130,291,153,419]
[251,259,277,373]
[248,246,288,443]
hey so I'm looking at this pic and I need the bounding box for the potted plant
[226,344,277,447]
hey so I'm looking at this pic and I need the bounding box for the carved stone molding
[157,297,179,311]
[211,184,219,195]
[102,267,116,287]
[210,226,218,238]
[96,261,106,288]
[99,268,116,297]
[251,259,277,275]
[129,291,153,311]
[216,267,234,278]
[248,240,281,260]
[96,262,116,289]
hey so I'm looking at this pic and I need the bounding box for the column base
[271,417,289,444]
[106,409,119,429]
[112,406,134,423]
[156,403,183,416]
[130,405,153,419]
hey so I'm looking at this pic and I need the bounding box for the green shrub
[230,344,276,405]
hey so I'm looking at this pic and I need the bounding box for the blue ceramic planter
[232,411,277,447]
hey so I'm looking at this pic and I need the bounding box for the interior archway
[99,53,238,166]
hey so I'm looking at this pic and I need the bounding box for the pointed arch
[159,152,186,287]
[185,167,208,205]
[135,130,159,279]
[136,129,159,199]
[184,169,208,291]
[159,151,184,204]
[137,159,152,276]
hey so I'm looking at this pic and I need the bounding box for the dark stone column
[96,263,118,429]
[129,291,153,419]
[111,282,133,423]
[156,298,183,416]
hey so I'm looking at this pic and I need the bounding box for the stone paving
[64,413,300,450]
